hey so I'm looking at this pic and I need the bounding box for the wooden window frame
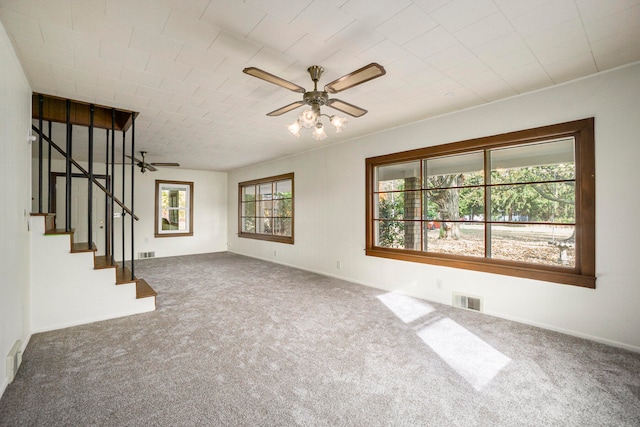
[238,172,294,244]
[154,180,194,238]
[365,118,595,288]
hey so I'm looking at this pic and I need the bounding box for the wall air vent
[138,251,156,259]
[452,292,483,312]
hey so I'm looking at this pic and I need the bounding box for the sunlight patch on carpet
[417,318,511,391]
[377,291,436,323]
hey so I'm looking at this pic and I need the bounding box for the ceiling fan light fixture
[312,122,327,141]
[330,115,348,133]
[299,108,318,128]
[288,120,302,137]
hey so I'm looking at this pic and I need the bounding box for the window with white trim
[155,180,193,237]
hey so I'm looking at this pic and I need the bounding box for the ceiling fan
[126,151,180,173]
[243,63,386,139]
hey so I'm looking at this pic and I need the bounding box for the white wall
[0,22,32,396]
[228,62,640,352]
[32,156,228,261]
[121,166,228,260]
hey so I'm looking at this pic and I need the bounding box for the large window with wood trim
[239,173,294,244]
[366,119,595,288]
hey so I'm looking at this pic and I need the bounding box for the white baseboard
[483,310,640,354]
[30,307,155,335]
[0,377,7,401]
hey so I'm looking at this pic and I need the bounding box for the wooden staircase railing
[31,94,156,304]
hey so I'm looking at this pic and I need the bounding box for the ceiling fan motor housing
[303,90,328,107]
[304,65,328,109]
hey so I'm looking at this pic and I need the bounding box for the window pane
[242,186,256,202]
[242,217,255,233]
[490,138,575,185]
[257,200,273,217]
[258,183,273,200]
[490,183,575,223]
[490,224,575,267]
[161,209,178,230]
[169,208,179,224]
[257,218,273,234]
[162,188,186,209]
[376,161,420,192]
[460,186,485,221]
[242,201,255,217]
[178,209,186,231]
[403,190,421,221]
[424,152,484,189]
[273,199,292,217]
[273,218,292,236]
[424,187,484,221]
[275,180,292,197]
[423,222,484,256]
[162,208,182,229]
[375,220,402,248]
[376,191,420,221]
[375,220,422,250]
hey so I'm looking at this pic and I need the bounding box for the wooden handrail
[32,125,139,221]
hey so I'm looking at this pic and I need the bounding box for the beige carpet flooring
[1,252,639,426]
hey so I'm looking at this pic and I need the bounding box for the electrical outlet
[336,261,341,269]
[436,279,443,290]
[273,250,277,257]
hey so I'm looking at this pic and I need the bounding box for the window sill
[366,247,595,288]
[238,232,294,245]
[154,232,193,238]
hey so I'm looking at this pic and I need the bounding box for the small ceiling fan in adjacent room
[243,62,386,140]
[126,151,180,173]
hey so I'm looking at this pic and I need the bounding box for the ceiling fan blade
[150,162,180,167]
[267,101,305,117]
[324,63,386,94]
[326,98,368,117]
[243,67,306,93]
[125,155,143,163]
[144,164,158,172]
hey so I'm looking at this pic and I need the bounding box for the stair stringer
[30,215,155,333]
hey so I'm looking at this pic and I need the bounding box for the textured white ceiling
[2,0,639,171]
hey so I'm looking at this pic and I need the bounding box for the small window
[238,173,294,244]
[366,119,595,288]
[155,180,193,237]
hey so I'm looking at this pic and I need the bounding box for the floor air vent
[138,251,156,259]
[6,340,22,383]
[452,292,483,312]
